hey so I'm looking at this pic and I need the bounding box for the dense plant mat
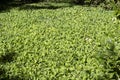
[0,3,120,79]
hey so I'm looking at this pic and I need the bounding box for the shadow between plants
[0,51,26,80]
[19,3,73,10]
[0,52,17,64]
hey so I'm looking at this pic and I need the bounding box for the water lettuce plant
[0,3,120,80]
